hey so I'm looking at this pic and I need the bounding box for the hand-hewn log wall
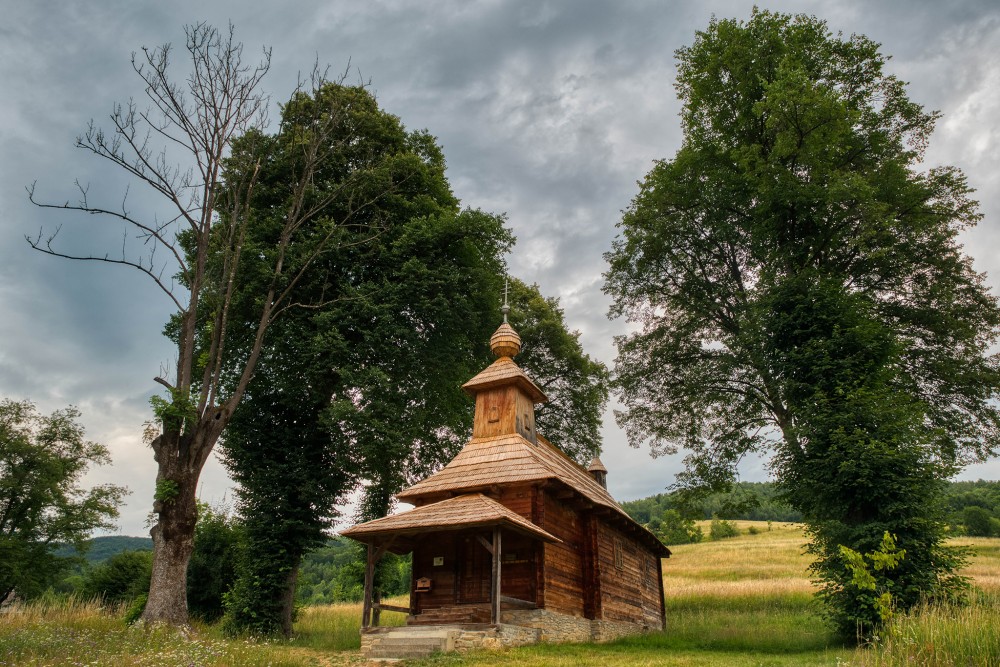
[411,532,459,612]
[594,521,664,629]
[537,490,586,617]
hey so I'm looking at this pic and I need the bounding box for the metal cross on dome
[502,277,510,323]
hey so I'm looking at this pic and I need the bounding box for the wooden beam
[499,595,535,609]
[374,603,411,614]
[490,526,502,625]
[477,534,494,555]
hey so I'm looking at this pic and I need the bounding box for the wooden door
[458,534,490,603]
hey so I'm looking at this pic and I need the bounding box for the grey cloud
[3,1,999,534]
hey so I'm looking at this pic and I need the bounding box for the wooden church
[342,313,669,649]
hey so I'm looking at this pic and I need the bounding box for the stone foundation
[360,609,655,660]
[501,608,653,643]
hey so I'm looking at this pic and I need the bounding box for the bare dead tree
[28,24,393,625]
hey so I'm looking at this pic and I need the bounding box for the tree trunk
[279,562,300,637]
[141,425,219,625]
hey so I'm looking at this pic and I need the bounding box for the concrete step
[368,637,448,659]
[373,629,455,639]
[364,627,461,660]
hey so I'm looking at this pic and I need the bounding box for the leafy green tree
[81,550,152,605]
[604,9,999,638]
[211,81,609,637]
[962,506,994,537]
[216,82,510,637]
[648,509,702,545]
[709,515,740,541]
[0,399,127,603]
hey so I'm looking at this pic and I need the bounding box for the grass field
[2,523,998,666]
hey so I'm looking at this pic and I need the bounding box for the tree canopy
[215,81,510,635]
[0,399,126,603]
[604,9,1000,636]
[214,82,609,636]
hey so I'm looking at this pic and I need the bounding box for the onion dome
[490,322,522,358]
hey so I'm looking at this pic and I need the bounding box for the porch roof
[340,493,561,553]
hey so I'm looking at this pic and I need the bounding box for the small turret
[587,456,608,489]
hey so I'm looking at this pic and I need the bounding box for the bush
[963,506,995,537]
[187,503,242,622]
[649,510,703,545]
[709,516,740,540]
[80,550,152,605]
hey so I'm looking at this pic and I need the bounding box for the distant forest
[620,480,1000,545]
[59,480,1000,603]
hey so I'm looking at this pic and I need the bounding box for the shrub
[187,503,242,622]
[80,550,152,605]
[963,506,995,537]
[709,516,740,540]
[651,509,703,545]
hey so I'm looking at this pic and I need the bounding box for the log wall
[594,521,664,629]
[536,490,586,617]
[411,532,459,612]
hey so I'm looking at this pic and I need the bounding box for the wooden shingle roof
[340,493,561,553]
[396,433,620,513]
[461,357,547,403]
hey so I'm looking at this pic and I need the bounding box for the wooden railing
[370,591,410,627]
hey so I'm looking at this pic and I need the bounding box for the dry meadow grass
[3,526,999,666]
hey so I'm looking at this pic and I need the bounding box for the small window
[614,537,624,571]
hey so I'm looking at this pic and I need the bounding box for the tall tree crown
[604,8,1000,486]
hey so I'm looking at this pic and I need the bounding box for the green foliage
[604,8,997,640]
[148,389,197,435]
[153,479,180,504]
[214,82,607,636]
[621,481,801,524]
[80,551,152,606]
[963,506,995,537]
[123,593,148,625]
[187,503,242,622]
[648,509,703,545]
[55,536,152,564]
[829,532,906,638]
[0,399,127,603]
[296,538,412,605]
[709,516,740,541]
[508,279,610,463]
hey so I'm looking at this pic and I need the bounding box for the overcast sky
[2,1,999,536]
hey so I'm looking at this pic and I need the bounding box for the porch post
[490,526,502,624]
[362,542,376,628]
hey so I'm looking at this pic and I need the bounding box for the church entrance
[458,533,491,604]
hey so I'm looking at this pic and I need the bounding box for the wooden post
[362,542,375,628]
[490,526,502,625]
[372,589,382,627]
